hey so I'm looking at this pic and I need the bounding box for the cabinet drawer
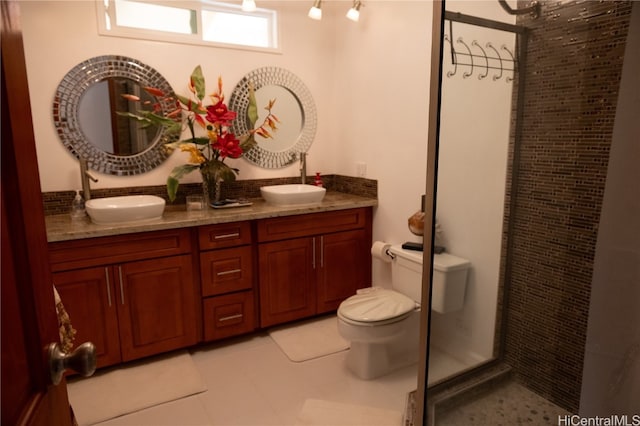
[199,221,252,250]
[203,291,255,341]
[257,208,369,242]
[200,246,253,297]
[49,229,192,272]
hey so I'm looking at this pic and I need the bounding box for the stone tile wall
[503,0,633,413]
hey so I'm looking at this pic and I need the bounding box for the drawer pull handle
[217,268,242,276]
[214,232,240,240]
[105,267,112,307]
[218,313,243,322]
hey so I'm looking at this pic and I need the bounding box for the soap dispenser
[314,172,323,187]
[70,189,86,220]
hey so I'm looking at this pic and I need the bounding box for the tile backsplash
[42,175,377,216]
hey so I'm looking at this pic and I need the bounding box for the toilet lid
[338,288,416,323]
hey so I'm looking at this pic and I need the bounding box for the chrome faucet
[79,158,98,201]
[299,152,307,184]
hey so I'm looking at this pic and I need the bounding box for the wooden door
[116,255,198,361]
[53,267,122,368]
[1,1,73,424]
[258,237,316,327]
[316,230,370,313]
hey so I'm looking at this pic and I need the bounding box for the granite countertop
[46,191,378,243]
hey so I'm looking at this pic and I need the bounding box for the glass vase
[201,171,222,206]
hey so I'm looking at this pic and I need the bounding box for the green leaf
[166,164,199,202]
[247,83,258,128]
[191,66,206,101]
[202,161,238,183]
[117,111,181,135]
[190,137,211,146]
[166,176,180,203]
[116,111,149,121]
[170,163,200,180]
[239,134,257,153]
[220,166,237,182]
[175,93,192,107]
[176,93,206,114]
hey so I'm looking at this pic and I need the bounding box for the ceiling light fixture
[346,0,363,22]
[308,0,322,20]
[242,0,257,12]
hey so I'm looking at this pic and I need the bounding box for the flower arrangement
[120,66,279,203]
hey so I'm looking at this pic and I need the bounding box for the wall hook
[501,45,515,82]
[472,40,489,80]
[444,34,458,78]
[486,42,503,81]
[456,38,474,78]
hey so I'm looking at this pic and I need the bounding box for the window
[97,0,279,52]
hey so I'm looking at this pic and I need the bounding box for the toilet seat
[338,288,417,326]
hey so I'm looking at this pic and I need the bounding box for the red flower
[213,133,243,159]
[205,101,237,127]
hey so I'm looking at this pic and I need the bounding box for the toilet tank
[388,245,423,303]
[387,246,470,313]
[431,253,470,314]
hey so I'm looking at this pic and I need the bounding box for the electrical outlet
[356,162,367,177]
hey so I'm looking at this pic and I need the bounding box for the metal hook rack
[443,20,517,82]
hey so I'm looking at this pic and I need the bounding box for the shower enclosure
[416,0,638,423]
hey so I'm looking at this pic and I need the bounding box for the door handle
[105,267,112,307]
[118,266,125,305]
[312,237,316,269]
[48,341,97,385]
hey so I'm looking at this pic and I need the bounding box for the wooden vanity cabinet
[198,221,256,341]
[256,208,372,328]
[49,229,198,368]
[48,206,372,365]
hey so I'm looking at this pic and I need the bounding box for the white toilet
[337,244,470,380]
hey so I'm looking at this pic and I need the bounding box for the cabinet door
[116,255,197,361]
[52,267,121,368]
[258,238,316,328]
[317,229,370,313]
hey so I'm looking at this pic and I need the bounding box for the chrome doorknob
[48,341,97,385]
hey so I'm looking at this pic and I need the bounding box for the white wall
[329,1,434,283]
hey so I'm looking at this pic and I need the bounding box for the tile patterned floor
[435,380,570,426]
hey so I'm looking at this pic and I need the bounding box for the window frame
[96,0,281,54]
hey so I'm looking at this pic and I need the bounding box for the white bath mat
[67,350,207,425]
[296,398,403,425]
[268,315,349,362]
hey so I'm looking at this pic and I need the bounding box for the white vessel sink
[85,195,165,225]
[260,184,326,206]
